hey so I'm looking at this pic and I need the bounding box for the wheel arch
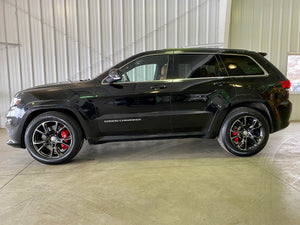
[21,108,86,148]
[209,101,274,138]
[225,102,274,132]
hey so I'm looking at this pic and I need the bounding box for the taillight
[279,80,291,89]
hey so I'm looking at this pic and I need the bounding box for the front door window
[119,55,169,82]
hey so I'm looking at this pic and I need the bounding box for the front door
[97,54,172,135]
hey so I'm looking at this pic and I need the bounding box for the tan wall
[229,0,300,121]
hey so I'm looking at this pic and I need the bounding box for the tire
[218,107,269,157]
[25,112,83,164]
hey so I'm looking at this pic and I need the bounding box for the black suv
[6,48,292,164]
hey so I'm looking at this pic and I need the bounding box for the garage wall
[229,0,300,121]
[0,0,229,128]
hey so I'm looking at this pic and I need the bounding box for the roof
[131,47,265,57]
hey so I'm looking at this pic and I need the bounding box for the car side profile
[6,48,292,164]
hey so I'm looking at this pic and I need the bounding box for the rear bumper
[273,100,292,132]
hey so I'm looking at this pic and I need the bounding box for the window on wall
[287,54,300,92]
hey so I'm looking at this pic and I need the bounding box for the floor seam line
[0,160,34,191]
[248,159,300,193]
[267,170,300,192]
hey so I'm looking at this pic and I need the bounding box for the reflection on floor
[0,123,300,225]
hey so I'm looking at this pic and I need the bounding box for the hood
[14,79,96,102]
[22,80,90,93]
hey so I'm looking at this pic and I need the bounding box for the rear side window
[172,54,223,79]
[219,55,264,76]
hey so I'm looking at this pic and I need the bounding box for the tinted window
[172,54,222,79]
[119,55,169,82]
[220,55,264,76]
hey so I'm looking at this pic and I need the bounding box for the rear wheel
[218,107,269,156]
[25,112,83,164]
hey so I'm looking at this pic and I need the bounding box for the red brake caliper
[232,132,238,143]
[60,129,69,150]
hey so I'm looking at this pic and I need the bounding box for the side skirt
[88,132,210,144]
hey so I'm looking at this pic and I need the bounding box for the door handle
[213,82,228,86]
[150,85,167,90]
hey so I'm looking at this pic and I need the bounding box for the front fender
[21,99,98,143]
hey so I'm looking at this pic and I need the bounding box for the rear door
[170,53,236,134]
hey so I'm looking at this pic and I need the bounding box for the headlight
[10,97,21,107]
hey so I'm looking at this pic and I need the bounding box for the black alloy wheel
[218,107,269,156]
[25,112,83,164]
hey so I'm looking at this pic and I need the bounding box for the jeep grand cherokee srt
[6,48,292,164]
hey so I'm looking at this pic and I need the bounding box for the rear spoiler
[258,52,267,57]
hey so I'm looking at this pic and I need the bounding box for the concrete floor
[0,124,300,225]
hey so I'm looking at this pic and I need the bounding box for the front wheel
[218,107,269,156]
[25,112,83,164]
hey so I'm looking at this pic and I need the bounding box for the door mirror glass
[105,69,122,83]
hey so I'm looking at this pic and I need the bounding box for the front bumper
[6,107,27,149]
[6,139,23,148]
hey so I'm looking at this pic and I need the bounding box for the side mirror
[105,69,122,83]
